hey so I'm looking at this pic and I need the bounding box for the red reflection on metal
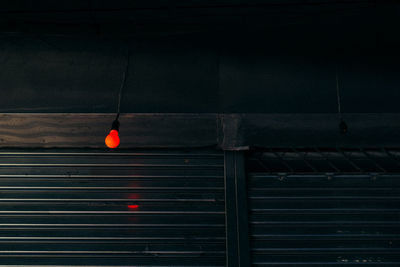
[128,193,140,200]
[128,204,139,209]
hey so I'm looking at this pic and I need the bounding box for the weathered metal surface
[0,149,225,266]
[247,149,400,266]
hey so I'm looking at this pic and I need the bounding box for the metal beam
[224,151,251,267]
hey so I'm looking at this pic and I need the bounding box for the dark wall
[0,0,399,113]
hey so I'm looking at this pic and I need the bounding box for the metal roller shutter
[247,149,400,266]
[0,149,225,266]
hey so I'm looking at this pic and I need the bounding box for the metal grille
[247,149,400,266]
[0,149,225,266]
[248,148,400,173]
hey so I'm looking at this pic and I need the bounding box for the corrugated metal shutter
[0,149,225,266]
[247,149,400,266]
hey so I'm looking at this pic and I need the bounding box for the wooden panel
[0,113,217,148]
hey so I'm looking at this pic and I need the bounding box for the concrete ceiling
[0,0,398,113]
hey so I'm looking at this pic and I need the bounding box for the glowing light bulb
[105,129,120,148]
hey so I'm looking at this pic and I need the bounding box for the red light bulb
[105,129,120,148]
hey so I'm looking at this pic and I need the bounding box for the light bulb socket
[339,119,348,134]
[111,119,120,132]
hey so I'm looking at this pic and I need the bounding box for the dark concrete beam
[230,113,400,149]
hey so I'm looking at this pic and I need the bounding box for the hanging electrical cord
[105,42,131,148]
[116,46,130,116]
[336,64,348,134]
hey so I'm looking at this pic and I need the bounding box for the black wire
[116,42,130,118]
[336,63,348,134]
[335,65,342,119]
